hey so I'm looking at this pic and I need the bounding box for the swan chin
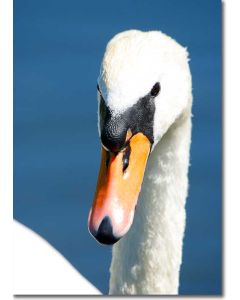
[88,133,150,245]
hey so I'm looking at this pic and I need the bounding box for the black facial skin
[99,82,160,154]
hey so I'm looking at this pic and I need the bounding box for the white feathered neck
[109,108,192,295]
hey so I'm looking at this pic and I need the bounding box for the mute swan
[88,30,192,295]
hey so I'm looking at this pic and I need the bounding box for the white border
[224,0,240,298]
[1,0,240,299]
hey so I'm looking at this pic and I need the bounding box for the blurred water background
[14,0,222,294]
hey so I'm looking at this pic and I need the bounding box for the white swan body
[89,29,192,295]
[14,220,101,295]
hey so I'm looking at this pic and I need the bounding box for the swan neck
[109,111,192,295]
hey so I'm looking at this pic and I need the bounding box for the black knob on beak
[101,116,128,153]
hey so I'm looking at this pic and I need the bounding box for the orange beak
[88,133,151,245]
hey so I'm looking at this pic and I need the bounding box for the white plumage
[97,30,193,295]
[13,220,101,295]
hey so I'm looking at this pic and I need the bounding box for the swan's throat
[109,112,192,295]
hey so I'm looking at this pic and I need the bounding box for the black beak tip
[94,216,120,245]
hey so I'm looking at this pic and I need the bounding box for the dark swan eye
[150,82,161,97]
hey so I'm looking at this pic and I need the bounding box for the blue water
[14,0,222,295]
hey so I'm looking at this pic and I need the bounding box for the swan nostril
[122,144,131,172]
[95,216,120,245]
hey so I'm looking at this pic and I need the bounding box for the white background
[1,0,239,299]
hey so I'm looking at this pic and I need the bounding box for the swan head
[88,30,192,245]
